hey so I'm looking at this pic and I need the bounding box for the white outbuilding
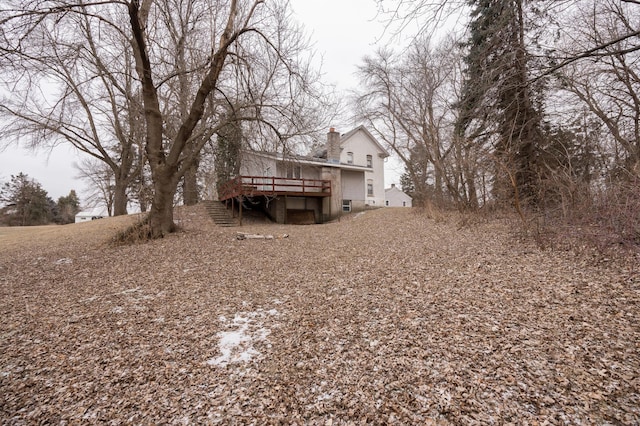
[75,208,107,223]
[384,184,412,207]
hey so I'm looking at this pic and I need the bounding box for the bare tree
[555,0,640,178]
[75,158,116,217]
[0,3,145,216]
[356,35,480,209]
[378,0,640,71]
[153,0,216,206]
[1,0,328,238]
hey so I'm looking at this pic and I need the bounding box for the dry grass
[1,205,638,424]
[0,214,144,253]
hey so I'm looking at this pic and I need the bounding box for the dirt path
[1,206,638,424]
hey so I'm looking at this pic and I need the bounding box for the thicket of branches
[362,0,639,249]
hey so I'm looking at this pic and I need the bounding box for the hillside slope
[1,206,638,424]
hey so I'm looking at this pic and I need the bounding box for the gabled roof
[340,125,391,158]
[385,185,412,199]
[309,125,390,159]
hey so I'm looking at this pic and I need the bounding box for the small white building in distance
[75,208,107,223]
[385,184,412,207]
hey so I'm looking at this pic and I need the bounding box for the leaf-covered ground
[1,206,638,424]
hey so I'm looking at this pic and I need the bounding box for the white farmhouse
[218,126,389,223]
[385,184,413,207]
[337,126,388,209]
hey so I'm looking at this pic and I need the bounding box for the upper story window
[347,152,354,164]
[286,163,301,179]
[366,154,372,168]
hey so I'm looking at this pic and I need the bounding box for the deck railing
[219,175,331,200]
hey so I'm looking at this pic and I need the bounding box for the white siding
[385,186,413,207]
[339,128,386,207]
[300,165,321,180]
[240,154,277,176]
[341,170,365,211]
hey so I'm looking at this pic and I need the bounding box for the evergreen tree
[0,173,53,226]
[457,0,543,205]
[399,145,434,207]
[57,190,81,224]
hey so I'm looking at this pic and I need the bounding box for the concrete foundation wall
[351,200,367,212]
[266,196,324,224]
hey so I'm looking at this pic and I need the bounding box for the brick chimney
[326,128,341,164]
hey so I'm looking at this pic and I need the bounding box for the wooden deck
[218,176,331,201]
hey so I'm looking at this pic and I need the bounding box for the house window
[385,200,389,206]
[366,155,372,168]
[403,201,406,207]
[347,152,353,164]
[367,179,374,196]
[286,163,301,179]
[342,199,352,212]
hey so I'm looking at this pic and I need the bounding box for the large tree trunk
[113,179,129,216]
[128,0,248,238]
[463,158,479,210]
[147,171,178,238]
[182,153,199,205]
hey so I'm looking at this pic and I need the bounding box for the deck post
[284,195,288,224]
[239,197,243,226]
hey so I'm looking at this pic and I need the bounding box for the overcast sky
[0,0,404,203]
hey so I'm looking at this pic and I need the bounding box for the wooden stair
[202,200,237,227]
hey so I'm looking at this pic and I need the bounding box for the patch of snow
[111,306,124,314]
[54,258,73,265]
[206,308,279,367]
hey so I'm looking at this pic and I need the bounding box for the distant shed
[384,184,412,207]
[75,208,107,223]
